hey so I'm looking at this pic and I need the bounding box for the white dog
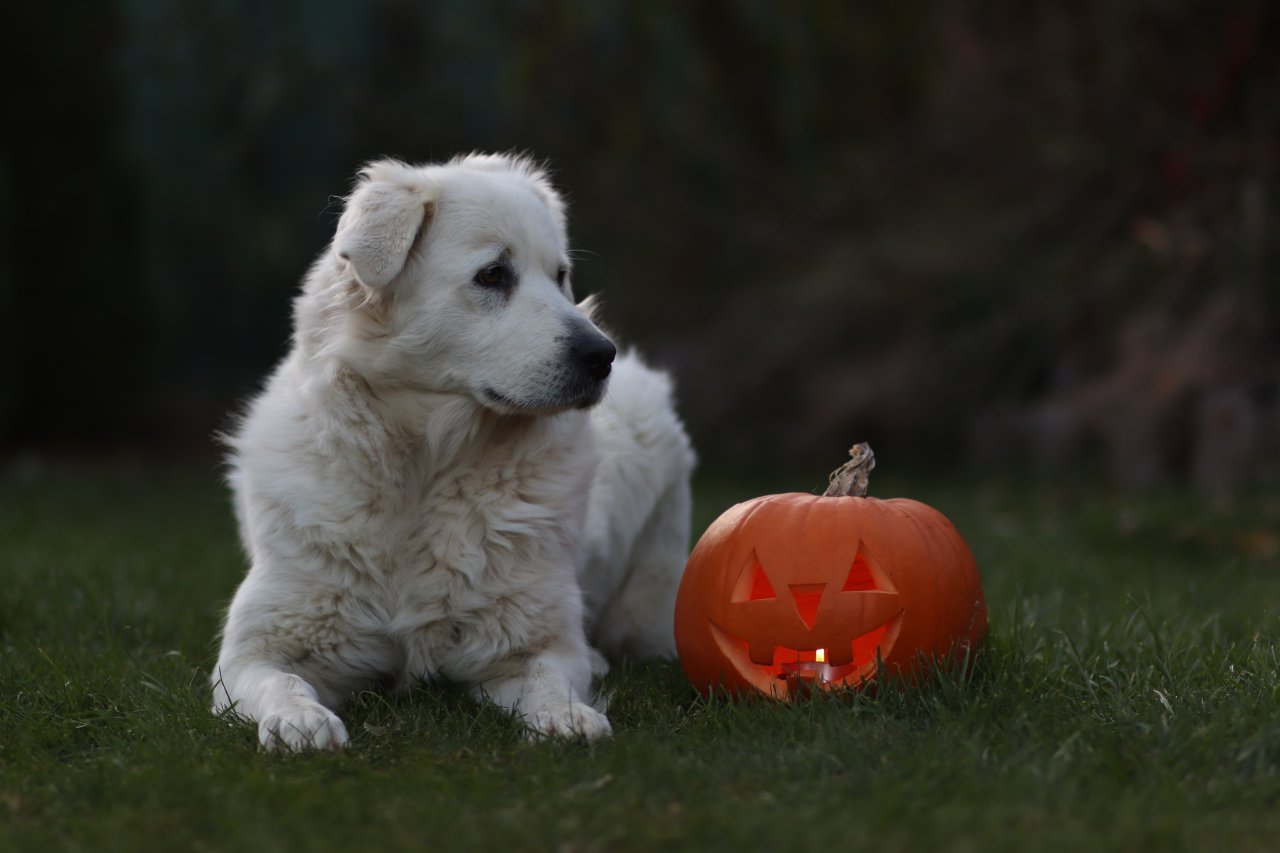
[212,154,694,750]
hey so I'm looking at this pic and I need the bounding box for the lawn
[2,463,1279,851]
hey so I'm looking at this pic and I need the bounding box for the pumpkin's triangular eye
[843,547,879,592]
[732,551,777,602]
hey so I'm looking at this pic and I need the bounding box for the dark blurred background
[4,0,1278,490]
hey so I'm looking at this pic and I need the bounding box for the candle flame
[815,648,825,663]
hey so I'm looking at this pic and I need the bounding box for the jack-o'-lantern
[675,444,986,698]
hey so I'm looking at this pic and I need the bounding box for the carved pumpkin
[675,445,986,698]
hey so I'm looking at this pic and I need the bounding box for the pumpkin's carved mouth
[708,612,903,694]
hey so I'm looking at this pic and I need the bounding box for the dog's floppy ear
[334,164,432,289]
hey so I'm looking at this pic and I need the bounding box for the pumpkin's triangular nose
[789,583,826,629]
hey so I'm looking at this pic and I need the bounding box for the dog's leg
[580,353,695,661]
[471,644,612,740]
[591,476,692,660]
[212,657,349,752]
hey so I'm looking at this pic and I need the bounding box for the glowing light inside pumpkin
[815,648,825,663]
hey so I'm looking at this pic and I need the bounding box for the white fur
[212,154,694,750]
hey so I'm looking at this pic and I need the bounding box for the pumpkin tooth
[747,637,775,666]
[824,641,854,667]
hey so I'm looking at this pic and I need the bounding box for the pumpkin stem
[823,443,875,498]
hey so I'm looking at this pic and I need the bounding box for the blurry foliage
[2,0,1276,486]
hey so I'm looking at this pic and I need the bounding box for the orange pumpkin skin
[674,493,987,699]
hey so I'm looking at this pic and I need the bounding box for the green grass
[3,464,1280,851]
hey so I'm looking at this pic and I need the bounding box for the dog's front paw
[259,703,349,752]
[526,702,612,741]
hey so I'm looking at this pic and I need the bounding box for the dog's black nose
[571,332,617,383]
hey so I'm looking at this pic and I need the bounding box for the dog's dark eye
[556,268,568,288]
[474,262,513,290]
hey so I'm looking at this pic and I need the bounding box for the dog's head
[303,154,615,415]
